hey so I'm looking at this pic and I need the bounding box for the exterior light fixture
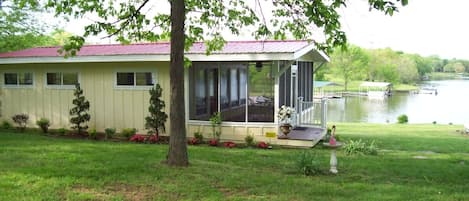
[255,61,263,72]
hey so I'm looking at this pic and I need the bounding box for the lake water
[326,80,469,124]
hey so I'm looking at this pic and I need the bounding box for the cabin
[0,40,329,147]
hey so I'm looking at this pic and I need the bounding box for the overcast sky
[338,0,469,60]
[64,0,469,60]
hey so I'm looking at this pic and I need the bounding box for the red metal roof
[0,40,311,58]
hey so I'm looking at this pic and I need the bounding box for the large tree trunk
[166,0,189,166]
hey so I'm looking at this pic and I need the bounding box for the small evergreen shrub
[104,128,116,140]
[121,128,137,139]
[88,128,97,139]
[397,114,408,124]
[12,113,29,132]
[36,118,50,133]
[244,134,255,147]
[295,151,322,176]
[344,139,378,155]
[70,83,91,135]
[145,84,168,139]
[1,120,12,129]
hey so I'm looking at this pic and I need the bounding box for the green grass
[1,124,469,200]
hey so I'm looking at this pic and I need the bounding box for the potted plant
[277,105,295,137]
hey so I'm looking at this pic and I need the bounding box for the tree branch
[103,0,151,39]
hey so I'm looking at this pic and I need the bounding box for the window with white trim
[4,72,33,86]
[46,72,79,86]
[116,72,154,86]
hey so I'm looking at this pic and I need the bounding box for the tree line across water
[316,45,469,90]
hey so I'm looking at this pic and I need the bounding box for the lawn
[1,124,468,201]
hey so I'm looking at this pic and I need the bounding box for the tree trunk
[166,0,189,166]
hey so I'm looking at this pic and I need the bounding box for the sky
[338,0,469,60]
[64,0,469,60]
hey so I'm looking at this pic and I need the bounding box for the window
[4,72,33,86]
[189,62,249,122]
[116,72,154,87]
[46,72,79,86]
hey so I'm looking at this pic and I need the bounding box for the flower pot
[279,124,292,136]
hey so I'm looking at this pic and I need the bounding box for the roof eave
[293,43,330,63]
[0,53,297,64]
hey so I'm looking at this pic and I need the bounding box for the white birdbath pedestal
[323,142,343,174]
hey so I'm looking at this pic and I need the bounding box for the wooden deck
[276,126,326,148]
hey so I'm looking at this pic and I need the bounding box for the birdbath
[323,142,343,174]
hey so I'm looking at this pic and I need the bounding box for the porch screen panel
[298,62,313,101]
[279,68,292,107]
[189,62,245,122]
[221,64,246,122]
[220,69,229,110]
[248,62,274,122]
[207,68,219,117]
[189,67,209,120]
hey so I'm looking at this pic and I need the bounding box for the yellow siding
[0,62,171,134]
[187,123,282,144]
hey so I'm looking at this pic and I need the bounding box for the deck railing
[296,97,327,128]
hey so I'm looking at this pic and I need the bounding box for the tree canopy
[0,0,59,52]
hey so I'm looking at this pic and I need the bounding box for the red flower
[257,141,268,149]
[188,137,199,145]
[209,139,218,146]
[148,135,158,143]
[130,134,145,143]
[223,141,236,148]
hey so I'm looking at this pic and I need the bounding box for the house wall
[0,61,170,133]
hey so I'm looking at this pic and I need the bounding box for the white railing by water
[296,97,327,128]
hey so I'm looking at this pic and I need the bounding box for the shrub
[1,120,12,129]
[194,131,204,143]
[70,83,91,134]
[209,112,222,140]
[58,128,67,135]
[188,137,199,145]
[148,135,158,143]
[145,84,168,139]
[257,141,268,149]
[104,128,116,140]
[296,151,322,176]
[12,113,29,132]
[208,139,218,146]
[88,128,97,139]
[121,128,137,139]
[130,134,145,143]
[223,141,236,148]
[397,114,408,124]
[344,139,378,155]
[244,134,255,147]
[36,118,50,133]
